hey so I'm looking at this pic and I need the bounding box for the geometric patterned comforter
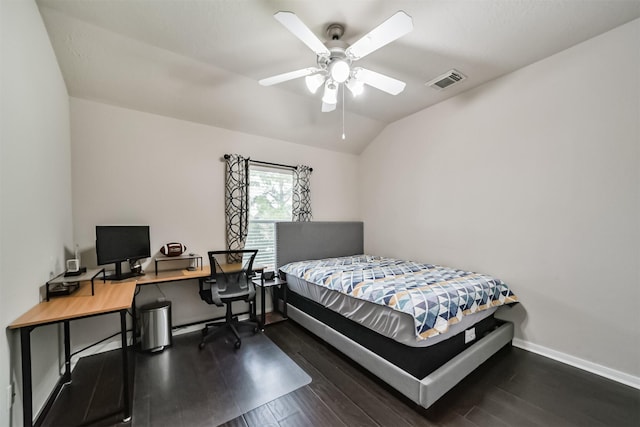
[280,255,518,341]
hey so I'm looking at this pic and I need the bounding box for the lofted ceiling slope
[36,0,640,154]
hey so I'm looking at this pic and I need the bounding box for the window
[244,165,293,270]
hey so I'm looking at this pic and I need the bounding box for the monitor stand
[105,261,137,281]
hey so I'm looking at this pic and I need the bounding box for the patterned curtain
[225,154,249,263]
[292,165,312,221]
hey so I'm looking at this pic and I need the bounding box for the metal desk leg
[120,310,131,422]
[260,282,266,330]
[20,327,33,427]
[132,294,137,348]
[282,283,288,318]
[63,321,72,384]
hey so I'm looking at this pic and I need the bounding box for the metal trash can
[140,301,172,352]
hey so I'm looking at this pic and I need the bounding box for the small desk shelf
[46,268,105,301]
[154,254,203,275]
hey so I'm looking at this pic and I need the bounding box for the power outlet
[6,383,13,410]
[464,327,476,344]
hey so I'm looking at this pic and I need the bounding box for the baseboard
[68,313,256,367]
[67,332,133,372]
[512,338,640,390]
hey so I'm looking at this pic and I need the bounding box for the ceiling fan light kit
[305,73,325,94]
[322,81,338,105]
[259,10,414,120]
[330,60,350,83]
[345,78,364,97]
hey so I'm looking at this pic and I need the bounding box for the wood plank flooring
[43,320,640,426]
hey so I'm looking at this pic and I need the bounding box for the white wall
[361,19,639,385]
[1,1,73,425]
[68,98,360,352]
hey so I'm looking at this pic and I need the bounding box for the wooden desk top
[8,281,136,329]
[136,266,211,285]
[136,263,265,285]
[8,263,265,329]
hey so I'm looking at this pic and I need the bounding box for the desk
[8,280,136,427]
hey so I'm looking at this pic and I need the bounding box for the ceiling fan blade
[321,102,336,113]
[274,11,331,57]
[354,68,406,95]
[346,11,413,60]
[259,67,320,86]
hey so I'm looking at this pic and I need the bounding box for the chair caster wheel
[199,342,205,350]
[253,326,259,334]
[234,340,241,349]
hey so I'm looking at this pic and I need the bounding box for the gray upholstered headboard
[275,221,364,270]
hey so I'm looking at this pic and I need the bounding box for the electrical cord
[68,310,135,358]
[155,283,167,300]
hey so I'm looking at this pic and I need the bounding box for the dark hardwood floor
[43,320,639,427]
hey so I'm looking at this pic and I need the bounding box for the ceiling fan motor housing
[326,23,345,40]
[317,36,350,64]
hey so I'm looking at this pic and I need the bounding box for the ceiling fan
[259,11,413,113]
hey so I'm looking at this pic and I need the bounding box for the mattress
[286,272,497,348]
[280,254,517,347]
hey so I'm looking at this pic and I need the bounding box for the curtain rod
[223,154,313,172]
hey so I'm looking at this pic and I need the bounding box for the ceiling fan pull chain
[342,86,346,140]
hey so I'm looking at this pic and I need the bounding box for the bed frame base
[287,303,514,409]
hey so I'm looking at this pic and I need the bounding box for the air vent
[425,69,466,90]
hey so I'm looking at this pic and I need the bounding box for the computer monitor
[96,225,151,280]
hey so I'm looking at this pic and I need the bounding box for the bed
[275,221,517,409]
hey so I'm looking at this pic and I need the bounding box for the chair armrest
[199,277,215,290]
[199,277,223,306]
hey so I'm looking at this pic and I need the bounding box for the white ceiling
[36,0,640,154]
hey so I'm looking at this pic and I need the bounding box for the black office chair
[198,249,259,349]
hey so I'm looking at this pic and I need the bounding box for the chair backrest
[202,249,257,305]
